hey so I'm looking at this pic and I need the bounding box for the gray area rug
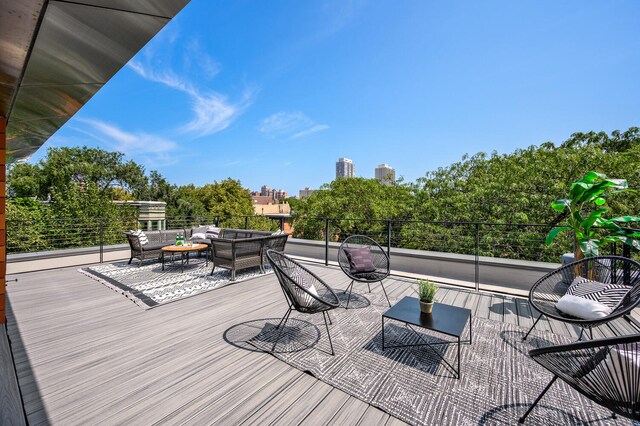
[225,293,637,426]
[80,257,271,309]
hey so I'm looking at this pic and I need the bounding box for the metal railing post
[325,219,330,266]
[475,223,480,292]
[386,220,392,259]
[245,216,249,230]
[99,218,104,264]
[280,217,284,231]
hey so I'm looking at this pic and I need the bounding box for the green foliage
[546,171,640,257]
[197,178,254,218]
[293,177,414,241]
[290,127,639,262]
[415,278,438,303]
[8,146,148,200]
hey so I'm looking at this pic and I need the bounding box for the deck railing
[6,215,633,285]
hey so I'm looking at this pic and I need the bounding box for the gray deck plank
[0,324,26,426]
[357,405,391,425]
[300,388,351,425]
[326,396,373,425]
[488,294,504,323]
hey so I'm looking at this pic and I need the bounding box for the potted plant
[546,171,640,259]
[416,278,438,314]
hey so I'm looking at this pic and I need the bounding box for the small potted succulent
[416,278,438,314]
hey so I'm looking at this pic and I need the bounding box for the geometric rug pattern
[80,258,271,309]
[225,293,637,425]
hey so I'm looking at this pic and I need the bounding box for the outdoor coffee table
[382,296,472,379]
[161,244,208,272]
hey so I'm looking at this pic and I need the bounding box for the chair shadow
[336,291,371,309]
[478,402,613,426]
[363,323,458,379]
[499,329,558,358]
[223,317,321,354]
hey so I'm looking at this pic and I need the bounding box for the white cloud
[291,124,330,139]
[259,111,329,139]
[75,119,179,167]
[128,38,253,138]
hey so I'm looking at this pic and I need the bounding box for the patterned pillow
[344,247,376,274]
[205,226,221,239]
[556,277,630,320]
[291,270,319,308]
[565,277,629,309]
[131,229,149,246]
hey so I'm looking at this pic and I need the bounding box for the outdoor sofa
[125,226,289,280]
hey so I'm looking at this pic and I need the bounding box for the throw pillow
[205,226,221,239]
[555,277,630,320]
[343,247,376,274]
[291,270,320,308]
[190,232,206,240]
[131,229,149,246]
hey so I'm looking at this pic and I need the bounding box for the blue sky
[38,0,640,195]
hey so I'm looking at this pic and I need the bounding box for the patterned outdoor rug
[225,293,637,426]
[80,257,271,309]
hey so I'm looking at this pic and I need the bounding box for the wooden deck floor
[3,261,639,425]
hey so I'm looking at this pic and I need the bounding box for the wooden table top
[161,243,208,252]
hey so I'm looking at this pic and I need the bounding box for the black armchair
[522,256,640,341]
[519,334,640,423]
[337,235,391,308]
[266,250,340,355]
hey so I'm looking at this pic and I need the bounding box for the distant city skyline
[31,1,640,194]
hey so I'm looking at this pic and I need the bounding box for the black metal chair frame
[522,256,640,341]
[266,250,341,355]
[337,235,391,308]
[519,333,640,423]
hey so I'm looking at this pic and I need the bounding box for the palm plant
[546,171,640,258]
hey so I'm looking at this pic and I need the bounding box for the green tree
[197,178,254,218]
[293,177,414,241]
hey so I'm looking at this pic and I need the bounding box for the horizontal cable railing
[6,215,636,291]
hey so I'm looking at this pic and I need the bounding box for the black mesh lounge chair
[266,250,341,355]
[519,334,640,423]
[522,256,640,341]
[338,235,391,308]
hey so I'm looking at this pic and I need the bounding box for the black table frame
[382,296,472,379]
[162,246,208,272]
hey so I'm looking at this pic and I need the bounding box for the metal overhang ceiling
[0,0,190,163]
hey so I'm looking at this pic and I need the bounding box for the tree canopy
[5,127,640,261]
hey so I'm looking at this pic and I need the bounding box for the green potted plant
[546,171,640,259]
[416,278,438,314]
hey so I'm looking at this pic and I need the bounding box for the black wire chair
[338,235,391,308]
[519,334,640,423]
[522,256,640,341]
[266,250,341,355]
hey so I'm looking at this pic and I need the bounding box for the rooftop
[2,252,638,425]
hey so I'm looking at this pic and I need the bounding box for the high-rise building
[375,163,396,185]
[260,185,270,196]
[336,157,355,178]
[299,187,315,198]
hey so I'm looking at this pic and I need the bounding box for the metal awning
[0,0,190,163]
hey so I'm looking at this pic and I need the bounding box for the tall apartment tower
[336,157,355,178]
[375,163,396,185]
